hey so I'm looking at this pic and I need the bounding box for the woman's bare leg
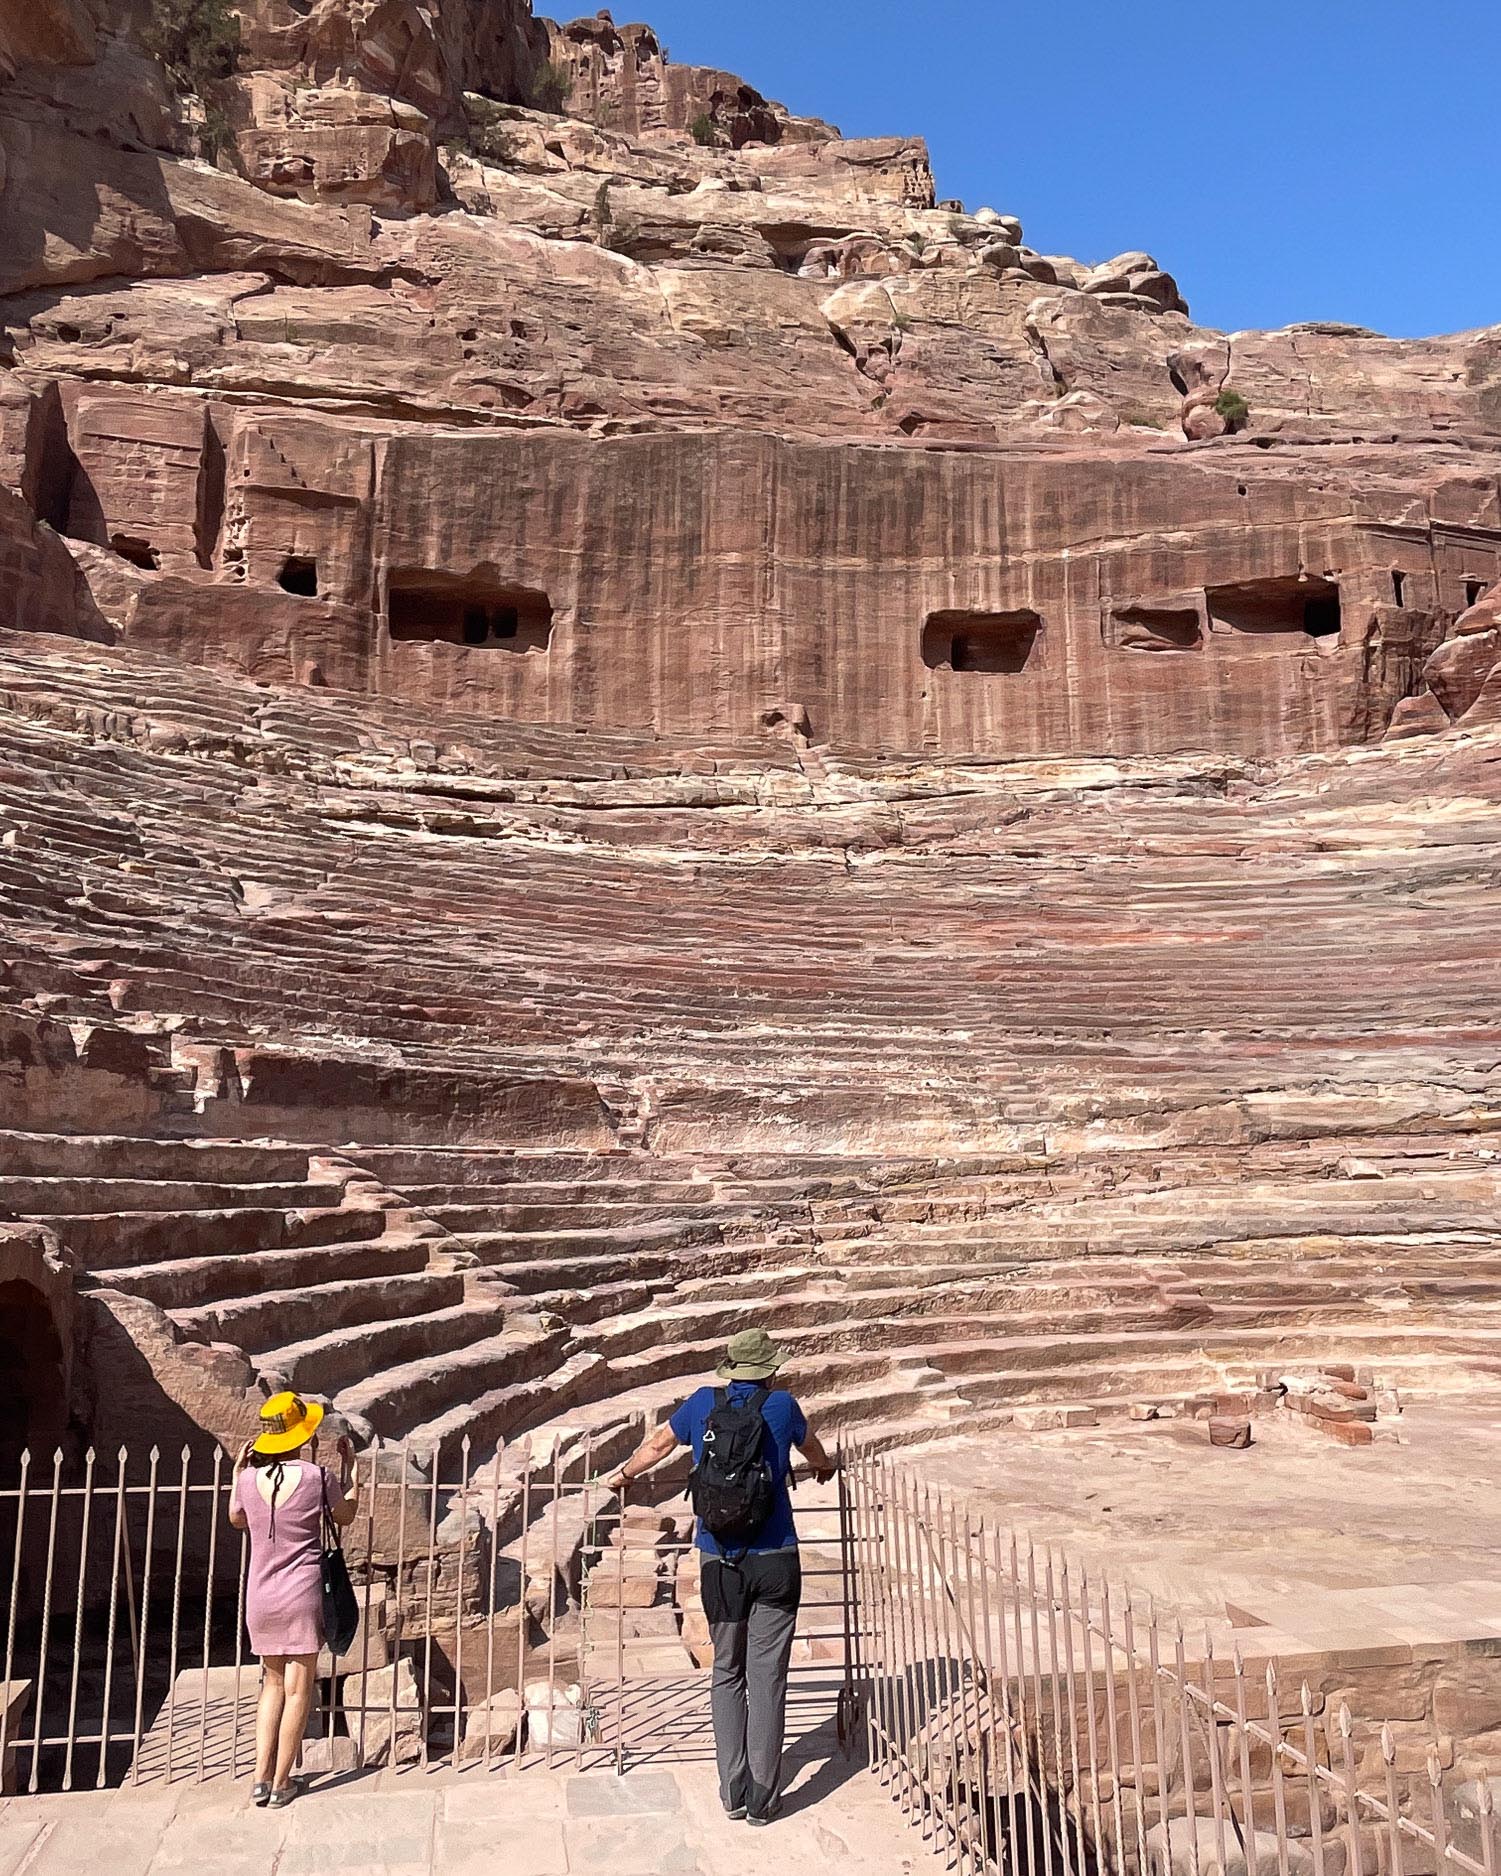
[255,1658,286,1784]
[273,1654,318,1790]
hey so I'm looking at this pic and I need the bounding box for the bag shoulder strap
[748,1385,771,1415]
[320,1467,344,1554]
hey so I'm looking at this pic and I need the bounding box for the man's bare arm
[602,1420,681,1492]
[796,1426,837,1483]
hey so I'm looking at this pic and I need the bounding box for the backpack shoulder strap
[714,1386,729,1410]
[748,1384,771,1414]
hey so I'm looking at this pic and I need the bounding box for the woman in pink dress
[229,1391,359,1807]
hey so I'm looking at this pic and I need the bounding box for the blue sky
[633,0,1500,338]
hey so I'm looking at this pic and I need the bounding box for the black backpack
[690,1386,777,1548]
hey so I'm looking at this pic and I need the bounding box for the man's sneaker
[747,1796,782,1827]
[724,1804,748,1821]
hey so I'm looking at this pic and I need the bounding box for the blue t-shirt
[669,1383,808,1556]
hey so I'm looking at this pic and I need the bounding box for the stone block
[524,1680,594,1749]
[298,1735,362,1776]
[458,1688,523,1760]
[586,1606,681,1644]
[1358,1731,1454,1777]
[1146,1815,1315,1876]
[317,1590,391,1675]
[1434,1672,1501,1741]
[1013,1404,1098,1432]
[1321,1420,1375,1446]
[590,1550,663,1609]
[338,1656,423,1766]
[1209,1416,1252,1449]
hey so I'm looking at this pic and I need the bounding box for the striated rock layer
[1,0,1500,1467]
[0,626,1498,1463]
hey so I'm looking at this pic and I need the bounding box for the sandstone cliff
[2,0,1501,1477]
[2,0,1500,758]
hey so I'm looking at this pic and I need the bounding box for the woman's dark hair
[250,1440,315,1540]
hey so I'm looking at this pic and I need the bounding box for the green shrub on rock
[463,95,521,165]
[141,0,239,93]
[529,60,571,113]
[140,0,240,157]
[1214,387,1250,427]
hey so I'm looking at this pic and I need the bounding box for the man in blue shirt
[603,1327,835,1825]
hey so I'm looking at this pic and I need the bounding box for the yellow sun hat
[253,1390,324,1455]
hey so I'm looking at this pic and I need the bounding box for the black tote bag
[320,1469,360,1657]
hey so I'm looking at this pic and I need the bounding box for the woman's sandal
[267,1785,298,1808]
[252,1782,272,1807]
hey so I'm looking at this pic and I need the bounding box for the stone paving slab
[0,1757,940,1875]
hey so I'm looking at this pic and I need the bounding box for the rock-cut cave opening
[922,608,1043,674]
[387,575,554,653]
[1206,575,1342,641]
[277,555,319,597]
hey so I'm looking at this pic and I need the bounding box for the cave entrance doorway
[922,609,1043,674]
[1206,576,1341,641]
[387,574,553,652]
[0,1280,68,1476]
[277,556,319,597]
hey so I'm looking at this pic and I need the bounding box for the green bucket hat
[715,1327,785,1382]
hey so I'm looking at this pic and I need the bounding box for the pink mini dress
[236,1463,344,1657]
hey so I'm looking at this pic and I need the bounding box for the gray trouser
[703,1549,802,1815]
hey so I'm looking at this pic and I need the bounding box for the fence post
[195,1446,223,1785]
[28,1448,64,1793]
[1,1448,30,1789]
[129,1446,161,1784]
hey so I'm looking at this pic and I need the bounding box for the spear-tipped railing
[840,1446,1499,1876]
[3,1425,1497,1876]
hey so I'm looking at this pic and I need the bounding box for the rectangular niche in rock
[1205,575,1341,641]
[387,573,553,652]
[1103,604,1204,651]
[922,608,1043,674]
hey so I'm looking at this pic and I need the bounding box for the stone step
[403,1352,627,1477]
[335,1323,569,1442]
[259,1298,515,1397]
[415,1197,807,1233]
[172,1269,467,1353]
[0,1174,340,1214]
[482,1246,764,1294]
[445,1221,732,1265]
[38,1203,383,1269]
[94,1232,432,1309]
[0,1129,315,1182]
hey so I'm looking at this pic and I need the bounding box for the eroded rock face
[544,12,834,148]
[2,0,1495,763]
[1394,580,1501,733]
[0,482,111,642]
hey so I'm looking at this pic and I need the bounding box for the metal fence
[840,1446,1501,1876]
[6,1431,1500,1876]
[0,1424,853,1794]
